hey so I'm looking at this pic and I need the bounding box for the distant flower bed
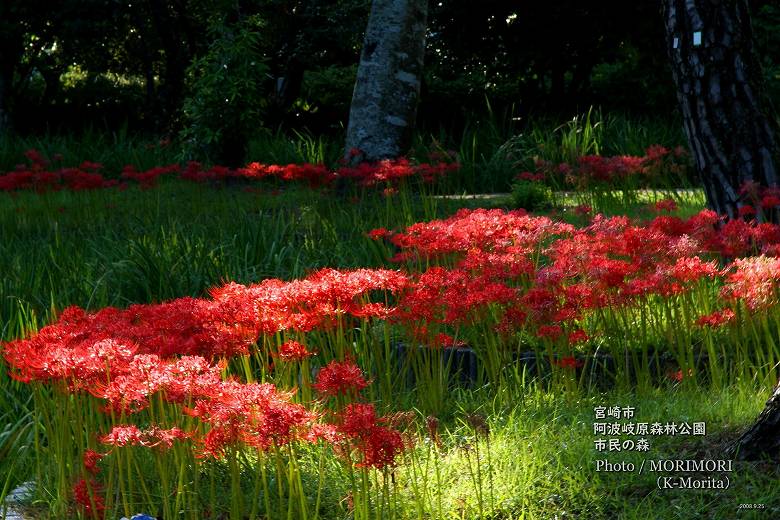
[0,149,460,193]
[516,145,693,189]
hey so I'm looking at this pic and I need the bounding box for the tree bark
[150,0,189,131]
[344,0,428,162]
[664,0,780,460]
[726,380,780,459]
[662,0,779,220]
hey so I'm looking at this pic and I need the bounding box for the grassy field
[2,129,779,519]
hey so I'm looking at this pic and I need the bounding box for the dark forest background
[1,1,778,140]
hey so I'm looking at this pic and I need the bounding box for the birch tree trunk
[662,0,779,220]
[344,0,428,162]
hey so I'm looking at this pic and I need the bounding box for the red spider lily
[303,423,343,445]
[553,356,584,369]
[526,146,689,189]
[101,425,192,450]
[93,355,222,413]
[83,449,105,476]
[121,163,180,189]
[367,227,390,240]
[355,425,406,468]
[337,403,378,436]
[644,145,669,162]
[668,368,693,382]
[389,208,571,264]
[334,403,406,469]
[516,171,544,182]
[210,268,409,335]
[188,381,314,456]
[721,256,780,309]
[567,329,589,344]
[100,425,145,447]
[761,195,780,209]
[667,257,719,283]
[426,415,443,450]
[73,478,105,518]
[397,268,516,325]
[1,150,456,193]
[336,158,458,187]
[274,340,314,362]
[738,204,756,218]
[653,199,678,213]
[696,309,736,328]
[537,325,563,340]
[574,204,592,216]
[433,333,467,349]
[313,359,369,397]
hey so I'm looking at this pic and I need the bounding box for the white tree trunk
[344,0,428,162]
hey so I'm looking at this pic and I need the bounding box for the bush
[510,178,552,211]
[180,15,269,166]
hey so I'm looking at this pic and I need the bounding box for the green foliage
[300,65,357,119]
[0,158,778,518]
[181,15,269,164]
[0,129,180,174]
[247,129,342,165]
[526,107,604,165]
[754,3,780,106]
[510,179,552,211]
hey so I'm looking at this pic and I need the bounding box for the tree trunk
[344,0,428,162]
[151,0,188,132]
[727,380,780,459]
[662,0,779,220]
[664,0,780,460]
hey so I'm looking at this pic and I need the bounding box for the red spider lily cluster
[0,149,459,193]
[8,208,780,389]
[379,207,780,337]
[735,180,780,219]
[517,145,691,188]
[0,150,114,191]
[8,205,780,515]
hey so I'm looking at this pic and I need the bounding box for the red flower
[739,205,756,218]
[516,171,544,182]
[567,330,589,344]
[83,449,104,475]
[335,403,406,469]
[100,425,144,447]
[433,333,467,348]
[696,309,735,328]
[761,195,780,209]
[668,368,693,382]
[73,478,105,518]
[574,204,592,216]
[313,359,369,397]
[553,356,583,369]
[367,228,390,240]
[537,325,563,340]
[653,199,678,213]
[274,340,313,362]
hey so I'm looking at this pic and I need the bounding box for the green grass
[1,156,777,519]
[0,128,181,175]
[2,110,688,194]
